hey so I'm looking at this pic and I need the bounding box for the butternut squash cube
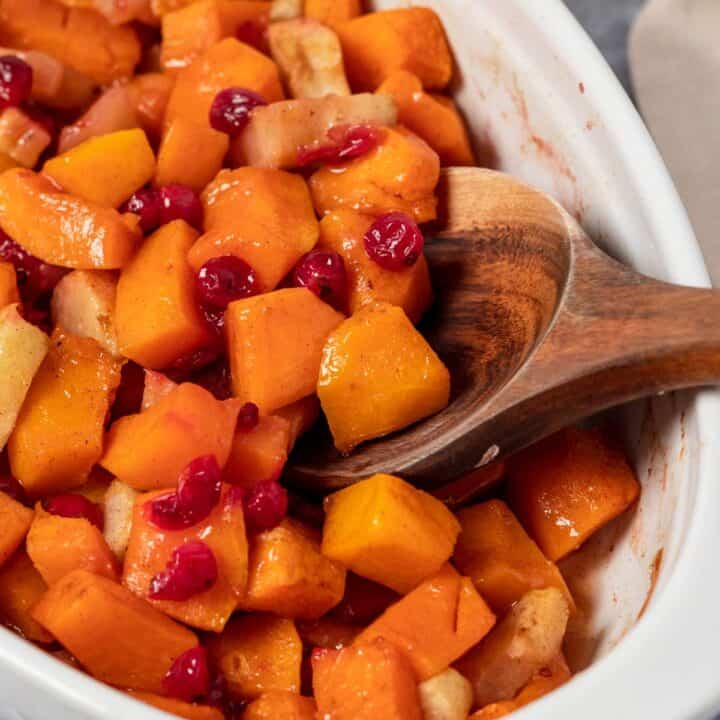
[101,383,241,491]
[322,473,460,594]
[8,329,122,497]
[43,129,156,208]
[356,565,495,680]
[304,0,361,28]
[0,262,19,309]
[275,396,320,452]
[32,569,198,693]
[318,303,450,453]
[243,691,316,720]
[453,500,574,614]
[242,518,346,619]
[189,168,319,292]
[312,637,423,720]
[123,484,248,632]
[115,220,214,369]
[506,428,641,561]
[129,692,224,720]
[318,210,432,323]
[208,614,302,699]
[226,288,345,414]
[0,491,33,567]
[309,126,440,223]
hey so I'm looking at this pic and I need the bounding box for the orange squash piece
[322,473,460,594]
[101,383,241,491]
[356,565,495,681]
[8,329,122,497]
[130,692,224,720]
[0,107,52,168]
[0,169,141,269]
[115,220,214,369]
[32,569,198,693]
[165,38,284,131]
[242,518,346,620]
[43,129,156,209]
[123,485,248,632]
[27,506,118,586]
[304,0,361,28]
[318,303,450,453]
[223,415,291,488]
[454,500,574,615]
[0,492,33,568]
[208,614,302,699]
[377,71,475,166]
[226,288,345,414]
[126,73,176,145]
[0,549,53,643]
[0,262,19,309]
[189,168,319,292]
[275,396,320,452]
[0,0,141,84]
[318,210,432,323]
[309,127,440,223]
[155,119,229,191]
[506,427,641,561]
[312,637,423,720]
[336,8,452,92]
[243,691,316,720]
[330,572,400,626]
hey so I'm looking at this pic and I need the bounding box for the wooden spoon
[288,167,720,499]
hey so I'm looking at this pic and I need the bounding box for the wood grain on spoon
[288,167,720,497]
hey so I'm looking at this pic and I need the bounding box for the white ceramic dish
[2,2,720,719]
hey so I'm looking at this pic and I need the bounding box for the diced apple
[50,271,119,356]
[418,669,474,720]
[269,0,303,21]
[103,479,138,560]
[0,108,52,168]
[141,370,178,411]
[0,304,49,450]
[268,19,350,99]
[232,93,396,169]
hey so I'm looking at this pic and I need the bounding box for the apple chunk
[0,304,49,450]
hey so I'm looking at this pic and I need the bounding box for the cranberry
[0,56,33,110]
[297,124,381,167]
[209,87,266,136]
[236,21,267,52]
[44,493,104,530]
[363,212,424,271]
[196,256,259,309]
[0,474,27,504]
[292,251,347,309]
[149,540,218,601]
[237,402,259,433]
[0,233,67,300]
[191,358,233,401]
[159,184,203,229]
[121,187,163,233]
[20,302,51,334]
[242,478,288,534]
[201,306,226,336]
[149,455,222,531]
[163,646,211,702]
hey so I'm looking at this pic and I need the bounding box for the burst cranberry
[44,493,104,530]
[209,87,267,136]
[121,187,163,233]
[292,251,347,309]
[201,306,225,336]
[297,124,381,167]
[159,184,203,229]
[363,212,424,271]
[149,540,218,601]
[242,478,288,534]
[20,303,51,334]
[0,233,67,299]
[196,256,260,309]
[149,455,222,531]
[236,402,259,433]
[236,21,267,52]
[0,56,33,110]
[163,646,211,702]
[0,474,27,504]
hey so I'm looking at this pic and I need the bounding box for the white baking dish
[2,1,720,719]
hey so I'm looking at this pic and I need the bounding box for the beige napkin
[630,0,720,285]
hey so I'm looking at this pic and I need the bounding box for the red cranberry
[191,358,233,401]
[20,302,51,334]
[0,56,33,110]
[0,474,27,504]
[292,251,347,309]
[24,103,56,138]
[237,402,259,433]
[209,87,267,136]
[201,306,226,336]
[121,187,163,233]
[44,494,104,530]
[196,256,260,309]
[363,212,424,271]
[149,540,218,601]
[236,21,267,52]
[242,479,288,534]
[159,184,203,229]
[163,646,211,702]
[0,233,67,300]
[149,455,222,531]
[297,124,381,167]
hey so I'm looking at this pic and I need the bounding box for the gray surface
[564,0,645,94]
